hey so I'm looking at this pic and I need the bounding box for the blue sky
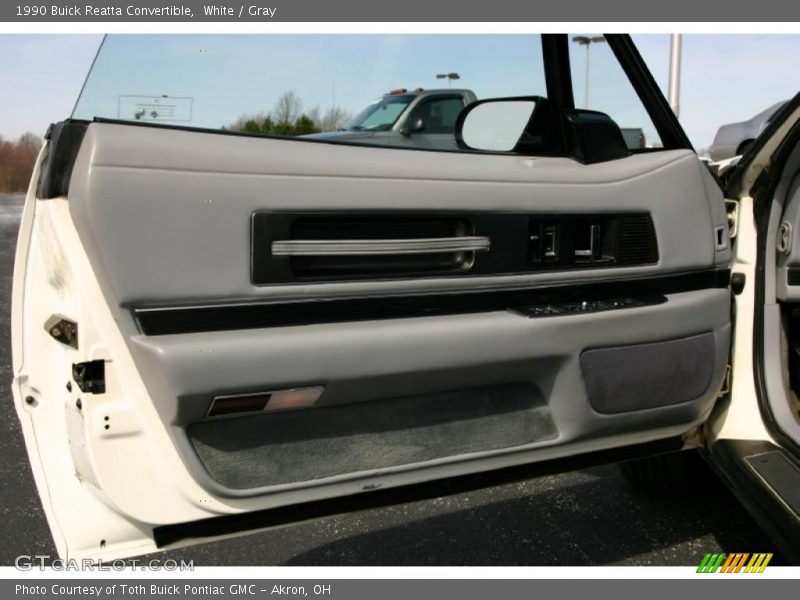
[0,34,102,139]
[1,33,799,149]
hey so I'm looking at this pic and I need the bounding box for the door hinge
[717,363,732,398]
[725,199,740,240]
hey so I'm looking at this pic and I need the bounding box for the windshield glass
[71,34,547,140]
[346,95,413,131]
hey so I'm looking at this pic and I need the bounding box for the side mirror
[562,109,629,164]
[455,97,539,152]
[401,117,425,136]
[455,98,628,164]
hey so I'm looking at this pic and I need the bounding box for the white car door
[12,33,732,561]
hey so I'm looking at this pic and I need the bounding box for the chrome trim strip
[206,386,325,419]
[271,237,491,256]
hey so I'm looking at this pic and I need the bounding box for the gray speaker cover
[580,332,716,414]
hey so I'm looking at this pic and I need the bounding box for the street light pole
[583,43,591,109]
[436,72,460,87]
[572,36,606,109]
[668,34,682,118]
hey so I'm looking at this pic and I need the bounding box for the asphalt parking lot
[0,193,780,566]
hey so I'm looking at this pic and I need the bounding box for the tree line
[0,133,42,194]
[227,91,351,136]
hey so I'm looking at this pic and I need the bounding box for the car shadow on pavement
[160,465,781,566]
[278,471,779,566]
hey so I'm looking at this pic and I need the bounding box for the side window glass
[410,96,465,134]
[568,35,663,150]
[72,35,548,154]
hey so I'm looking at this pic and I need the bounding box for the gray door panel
[69,124,728,305]
[64,122,731,495]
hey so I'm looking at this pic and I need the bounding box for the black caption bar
[3,0,800,21]
[3,579,793,598]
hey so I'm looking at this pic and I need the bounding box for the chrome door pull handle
[271,237,491,256]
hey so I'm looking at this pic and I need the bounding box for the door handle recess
[271,237,491,256]
[574,224,601,259]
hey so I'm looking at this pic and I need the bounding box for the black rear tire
[619,450,721,495]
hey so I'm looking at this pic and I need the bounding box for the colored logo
[697,553,773,573]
